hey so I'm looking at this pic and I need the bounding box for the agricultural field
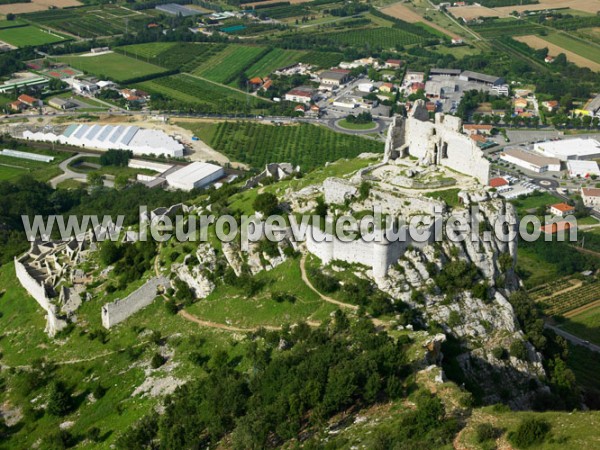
[118,42,227,72]
[246,48,307,79]
[192,45,268,85]
[0,148,69,182]
[515,35,600,71]
[323,27,426,49]
[0,25,65,47]
[134,74,268,110]
[469,18,545,38]
[55,52,169,83]
[381,2,459,39]
[0,0,80,15]
[538,280,600,316]
[541,32,600,64]
[21,4,154,38]
[299,50,344,68]
[559,302,600,346]
[180,121,384,170]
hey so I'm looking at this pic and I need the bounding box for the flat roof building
[319,69,351,86]
[165,162,224,191]
[566,160,600,178]
[500,147,561,173]
[430,68,461,77]
[534,138,600,161]
[459,70,504,86]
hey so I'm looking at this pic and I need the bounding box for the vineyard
[188,121,384,170]
[246,48,307,78]
[22,5,153,38]
[192,45,269,85]
[539,281,600,316]
[322,27,426,49]
[529,278,577,301]
[118,42,228,71]
[134,74,268,110]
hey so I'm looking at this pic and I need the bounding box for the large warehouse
[500,147,561,173]
[23,124,184,157]
[166,162,224,191]
[534,138,600,161]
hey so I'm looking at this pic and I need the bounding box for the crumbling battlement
[384,100,490,185]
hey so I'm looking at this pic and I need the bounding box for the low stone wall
[101,276,169,329]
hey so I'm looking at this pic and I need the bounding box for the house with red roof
[550,203,575,217]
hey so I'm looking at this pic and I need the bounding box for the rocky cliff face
[376,191,546,408]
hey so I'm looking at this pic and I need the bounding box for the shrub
[448,310,462,328]
[92,384,107,400]
[510,340,528,360]
[475,422,499,443]
[492,347,507,360]
[46,381,72,417]
[151,353,166,369]
[253,192,279,216]
[165,299,178,315]
[509,417,550,448]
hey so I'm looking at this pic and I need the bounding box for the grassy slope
[559,304,600,345]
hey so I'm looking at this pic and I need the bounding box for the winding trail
[300,254,358,311]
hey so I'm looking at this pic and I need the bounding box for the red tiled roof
[541,221,576,234]
[249,77,262,85]
[489,177,508,188]
[18,94,37,104]
[582,187,600,197]
[551,203,575,213]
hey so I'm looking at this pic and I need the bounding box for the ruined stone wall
[14,256,51,312]
[306,226,407,278]
[101,276,169,329]
[14,256,66,337]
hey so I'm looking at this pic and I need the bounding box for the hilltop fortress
[384,100,490,185]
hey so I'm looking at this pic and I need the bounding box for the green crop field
[55,52,169,83]
[118,42,227,71]
[22,5,154,38]
[469,18,544,38]
[134,74,268,110]
[558,302,600,345]
[299,50,344,68]
[192,45,268,84]
[117,42,178,59]
[246,48,306,78]
[323,27,425,48]
[181,121,384,170]
[541,32,600,64]
[0,26,65,47]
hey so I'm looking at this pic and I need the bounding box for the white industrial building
[534,138,600,161]
[566,160,600,178]
[500,147,560,173]
[23,124,184,157]
[165,162,224,191]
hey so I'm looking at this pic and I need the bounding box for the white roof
[166,162,223,185]
[567,160,600,174]
[535,138,600,158]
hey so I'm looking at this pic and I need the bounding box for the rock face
[173,243,217,299]
[375,193,545,408]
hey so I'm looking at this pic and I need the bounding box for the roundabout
[330,117,387,135]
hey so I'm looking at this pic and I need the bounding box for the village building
[550,203,575,217]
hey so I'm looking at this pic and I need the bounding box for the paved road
[328,117,387,135]
[50,153,114,189]
[545,323,600,354]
